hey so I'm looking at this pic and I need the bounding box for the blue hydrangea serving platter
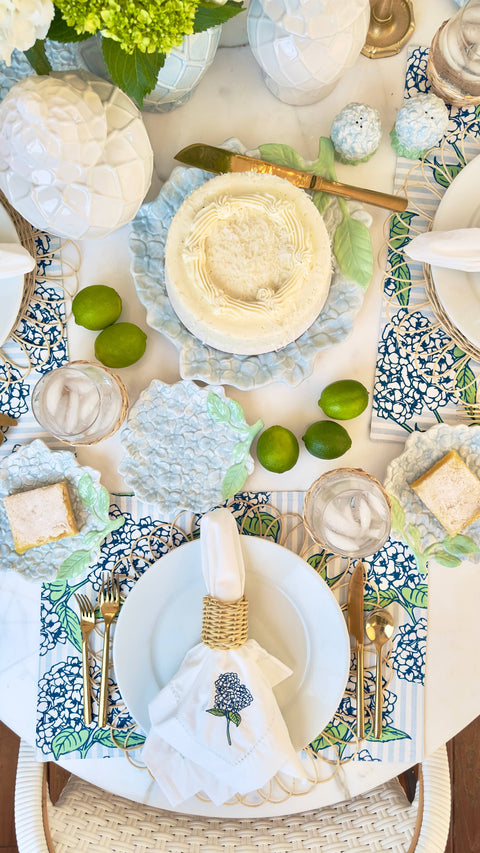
[118,379,263,514]
[129,139,370,391]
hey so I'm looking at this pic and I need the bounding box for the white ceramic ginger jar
[247,0,370,105]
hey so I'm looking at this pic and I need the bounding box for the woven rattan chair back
[15,741,451,853]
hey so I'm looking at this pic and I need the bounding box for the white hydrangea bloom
[0,0,54,65]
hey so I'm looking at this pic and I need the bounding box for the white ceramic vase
[75,30,222,112]
[247,0,370,105]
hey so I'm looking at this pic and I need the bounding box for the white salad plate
[0,439,124,582]
[430,154,480,349]
[129,139,369,390]
[113,536,350,753]
[0,200,25,346]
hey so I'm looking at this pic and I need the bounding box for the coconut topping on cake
[165,172,332,355]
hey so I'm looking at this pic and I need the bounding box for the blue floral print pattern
[37,492,426,770]
[373,46,480,439]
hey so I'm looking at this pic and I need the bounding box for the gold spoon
[365,609,394,739]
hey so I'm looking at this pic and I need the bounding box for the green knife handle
[356,642,365,739]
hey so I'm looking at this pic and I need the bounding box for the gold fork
[98,573,120,728]
[74,593,95,726]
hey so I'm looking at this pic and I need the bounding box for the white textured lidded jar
[247,0,370,105]
[0,71,153,239]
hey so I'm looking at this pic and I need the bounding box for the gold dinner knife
[347,561,366,739]
[174,143,408,213]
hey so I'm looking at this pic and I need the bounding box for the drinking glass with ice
[303,469,391,558]
[31,361,128,445]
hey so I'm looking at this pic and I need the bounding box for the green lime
[94,322,147,368]
[72,285,122,331]
[256,425,299,473]
[302,420,352,459]
[318,379,369,420]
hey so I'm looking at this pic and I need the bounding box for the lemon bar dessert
[410,449,480,536]
[4,482,79,554]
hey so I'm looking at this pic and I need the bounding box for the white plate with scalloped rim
[113,535,350,753]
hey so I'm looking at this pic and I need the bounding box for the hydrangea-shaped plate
[129,139,367,390]
[0,439,124,582]
[384,423,480,573]
[118,380,263,514]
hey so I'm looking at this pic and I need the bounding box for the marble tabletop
[1,0,479,818]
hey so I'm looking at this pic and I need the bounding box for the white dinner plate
[431,154,480,348]
[0,201,26,346]
[113,536,350,754]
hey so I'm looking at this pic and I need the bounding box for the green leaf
[258,143,305,171]
[91,728,146,749]
[312,190,331,216]
[455,362,477,406]
[107,730,146,749]
[79,530,104,550]
[226,398,248,429]
[333,215,373,289]
[206,391,230,424]
[241,511,280,541]
[389,494,406,534]
[430,550,462,568]
[402,584,428,609]
[405,523,421,550]
[432,163,462,189]
[307,552,327,576]
[47,7,94,41]
[55,600,82,651]
[313,137,337,180]
[44,579,68,603]
[51,727,90,759]
[206,708,226,717]
[371,724,411,743]
[102,39,165,108]
[443,533,479,558]
[194,0,244,32]
[310,721,351,753]
[228,710,242,727]
[24,40,52,75]
[96,485,111,517]
[388,251,412,306]
[222,462,248,500]
[365,587,399,608]
[77,473,98,510]
[57,550,92,582]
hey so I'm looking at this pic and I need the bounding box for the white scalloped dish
[0,440,123,582]
[119,380,263,515]
[384,423,480,572]
[129,139,368,390]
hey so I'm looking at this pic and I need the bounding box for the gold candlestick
[362,0,415,59]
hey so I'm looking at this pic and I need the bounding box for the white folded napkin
[405,228,480,271]
[0,243,35,278]
[142,507,306,806]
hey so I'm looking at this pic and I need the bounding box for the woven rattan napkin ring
[201,595,249,650]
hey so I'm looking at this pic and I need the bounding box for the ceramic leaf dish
[0,439,124,582]
[384,423,480,573]
[118,379,263,515]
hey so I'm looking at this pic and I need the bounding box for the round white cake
[164,171,332,355]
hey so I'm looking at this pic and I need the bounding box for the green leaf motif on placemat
[57,474,125,580]
[206,392,263,500]
[51,726,91,759]
[240,510,280,541]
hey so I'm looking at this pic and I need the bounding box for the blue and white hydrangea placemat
[36,491,426,776]
[372,46,480,442]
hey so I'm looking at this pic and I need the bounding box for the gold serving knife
[174,143,408,213]
[347,561,366,739]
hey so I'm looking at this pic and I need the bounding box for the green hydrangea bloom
[55,0,199,55]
